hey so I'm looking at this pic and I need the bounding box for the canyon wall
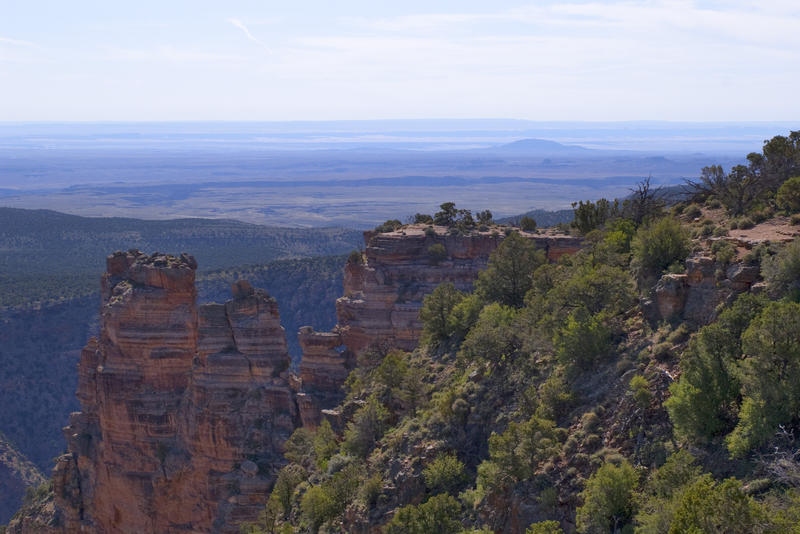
[9,251,297,533]
[298,226,583,412]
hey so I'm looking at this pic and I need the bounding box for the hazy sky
[1,1,799,122]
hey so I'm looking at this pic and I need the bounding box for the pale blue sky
[1,1,798,121]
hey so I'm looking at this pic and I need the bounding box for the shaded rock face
[299,227,583,402]
[35,251,296,534]
[649,253,762,324]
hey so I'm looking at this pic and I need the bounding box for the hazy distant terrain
[1,120,785,227]
[0,208,361,308]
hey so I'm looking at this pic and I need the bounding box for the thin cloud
[0,37,35,47]
[102,46,245,63]
[227,18,272,53]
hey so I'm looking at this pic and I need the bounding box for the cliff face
[299,226,582,402]
[648,246,762,325]
[24,251,297,534]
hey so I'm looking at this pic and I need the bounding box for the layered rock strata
[26,251,297,534]
[299,226,583,401]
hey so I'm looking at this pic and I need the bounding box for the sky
[1,0,799,122]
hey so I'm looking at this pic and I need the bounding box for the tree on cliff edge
[476,232,546,308]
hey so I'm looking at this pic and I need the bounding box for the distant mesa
[489,138,591,154]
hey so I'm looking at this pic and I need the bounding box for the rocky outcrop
[336,228,581,355]
[14,251,298,534]
[649,252,762,324]
[299,226,583,407]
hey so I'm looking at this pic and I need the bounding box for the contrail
[227,18,272,54]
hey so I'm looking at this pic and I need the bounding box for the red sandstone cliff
[298,226,582,414]
[10,251,297,534]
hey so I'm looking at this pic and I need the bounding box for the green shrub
[563,435,579,456]
[743,242,772,265]
[526,520,564,534]
[424,453,467,495]
[313,419,338,470]
[446,293,483,345]
[347,250,363,265]
[576,460,638,534]
[383,494,462,534]
[777,176,800,212]
[342,395,388,458]
[583,434,603,451]
[684,204,702,219]
[629,375,652,409]
[475,231,546,307]
[434,202,458,226]
[727,301,800,457]
[571,198,620,234]
[666,323,691,345]
[535,369,575,422]
[634,450,702,533]
[712,225,728,237]
[631,217,690,279]
[666,293,766,444]
[737,216,755,229]
[301,485,336,532]
[284,427,315,469]
[300,463,362,532]
[791,214,800,225]
[670,476,770,533]
[420,283,465,347]
[553,307,610,370]
[460,303,519,365]
[750,207,773,224]
[477,209,494,225]
[272,464,306,516]
[359,473,383,507]
[427,243,448,265]
[425,226,437,237]
[762,238,800,300]
[711,239,736,265]
[375,219,403,233]
[520,216,537,231]
[581,411,600,433]
[414,213,434,224]
[603,218,637,253]
[477,416,562,494]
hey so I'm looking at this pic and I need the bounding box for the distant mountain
[488,138,591,154]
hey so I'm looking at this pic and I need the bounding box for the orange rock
[26,253,297,534]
